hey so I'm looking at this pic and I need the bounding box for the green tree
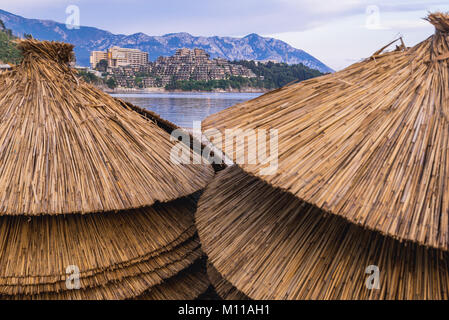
[106,77,117,89]
[135,76,143,88]
[95,59,108,72]
[0,21,22,65]
[77,70,102,85]
[231,60,323,89]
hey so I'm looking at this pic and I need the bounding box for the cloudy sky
[1,0,449,70]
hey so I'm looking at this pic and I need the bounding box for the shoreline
[103,87,268,94]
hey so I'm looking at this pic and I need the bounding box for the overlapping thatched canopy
[198,166,449,299]
[0,198,198,290]
[206,263,248,300]
[0,39,213,299]
[198,13,449,300]
[202,12,449,250]
[136,259,211,300]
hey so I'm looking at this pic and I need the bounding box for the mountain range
[0,9,333,73]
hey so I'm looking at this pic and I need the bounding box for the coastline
[103,87,268,94]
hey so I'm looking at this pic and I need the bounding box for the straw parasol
[0,39,214,299]
[136,259,211,300]
[197,13,449,299]
[0,198,199,293]
[206,263,248,300]
[0,40,213,216]
[197,166,449,299]
[202,13,449,250]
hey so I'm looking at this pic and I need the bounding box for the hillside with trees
[232,60,324,88]
[0,19,21,64]
[166,61,324,91]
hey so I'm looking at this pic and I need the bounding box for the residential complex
[99,48,256,88]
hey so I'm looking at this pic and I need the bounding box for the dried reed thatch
[3,244,202,299]
[1,237,201,296]
[202,13,449,250]
[0,196,205,299]
[0,197,196,283]
[206,263,248,300]
[136,260,210,300]
[0,40,213,216]
[0,39,214,300]
[198,166,449,299]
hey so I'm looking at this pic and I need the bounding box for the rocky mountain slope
[0,9,332,72]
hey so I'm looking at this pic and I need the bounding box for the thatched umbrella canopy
[2,237,203,299]
[202,13,449,250]
[136,260,210,300]
[206,263,248,300]
[0,39,213,299]
[197,166,449,299]
[0,40,213,216]
[0,197,199,293]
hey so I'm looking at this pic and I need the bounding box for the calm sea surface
[111,92,262,128]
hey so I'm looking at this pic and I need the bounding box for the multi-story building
[107,46,149,68]
[142,77,157,87]
[89,51,108,69]
[150,48,256,84]
[90,47,149,69]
